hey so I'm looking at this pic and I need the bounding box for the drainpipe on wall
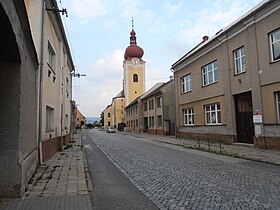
[38,0,45,164]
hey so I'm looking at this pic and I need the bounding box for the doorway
[143,117,148,132]
[234,92,254,144]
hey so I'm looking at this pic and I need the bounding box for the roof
[125,95,141,109]
[171,0,271,70]
[113,90,125,99]
[141,82,165,100]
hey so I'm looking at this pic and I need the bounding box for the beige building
[75,107,86,128]
[26,0,74,161]
[104,92,125,128]
[104,104,113,127]
[172,0,280,149]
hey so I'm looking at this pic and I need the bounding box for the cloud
[166,0,260,58]
[73,49,125,116]
[68,0,108,22]
[163,1,183,15]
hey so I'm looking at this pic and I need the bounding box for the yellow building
[104,21,145,128]
[104,105,113,127]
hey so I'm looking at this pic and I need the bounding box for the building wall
[104,105,113,127]
[161,80,177,135]
[124,60,145,106]
[75,108,86,127]
[142,94,164,135]
[113,97,125,127]
[27,0,74,161]
[0,0,38,197]
[125,101,140,132]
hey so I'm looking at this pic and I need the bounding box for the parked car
[106,126,115,133]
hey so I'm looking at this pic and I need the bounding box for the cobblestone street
[86,129,280,210]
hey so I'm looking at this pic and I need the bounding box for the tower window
[133,74,138,82]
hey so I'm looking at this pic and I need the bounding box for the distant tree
[100,111,104,126]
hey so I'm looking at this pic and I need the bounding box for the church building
[104,21,145,128]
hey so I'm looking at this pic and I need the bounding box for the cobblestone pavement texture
[0,134,93,210]
[84,134,159,210]
[87,129,280,210]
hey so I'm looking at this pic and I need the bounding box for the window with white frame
[46,106,54,131]
[48,42,55,71]
[276,91,280,123]
[202,61,218,86]
[234,47,246,74]
[183,108,194,125]
[270,29,280,62]
[181,74,192,93]
[205,103,221,125]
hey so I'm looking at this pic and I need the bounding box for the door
[235,92,254,144]
[143,117,148,132]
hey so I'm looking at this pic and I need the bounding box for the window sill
[234,70,246,76]
[181,90,192,95]
[205,123,222,126]
[270,59,280,64]
[202,81,218,87]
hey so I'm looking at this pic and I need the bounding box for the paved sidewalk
[126,132,280,165]
[0,134,93,210]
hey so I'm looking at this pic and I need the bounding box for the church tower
[123,19,145,106]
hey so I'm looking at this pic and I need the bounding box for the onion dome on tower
[124,19,144,61]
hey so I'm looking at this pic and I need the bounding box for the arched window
[108,121,111,126]
[108,113,110,117]
[133,74,138,82]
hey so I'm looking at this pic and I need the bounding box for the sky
[59,0,262,117]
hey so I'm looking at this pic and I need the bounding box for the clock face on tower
[131,58,139,65]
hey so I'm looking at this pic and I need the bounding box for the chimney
[169,75,174,81]
[203,35,209,42]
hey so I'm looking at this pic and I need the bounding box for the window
[270,29,280,62]
[202,61,218,86]
[65,114,68,130]
[157,115,162,127]
[205,103,221,125]
[157,97,162,108]
[108,113,110,117]
[183,108,194,125]
[48,42,55,71]
[149,99,154,110]
[133,74,138,82]
[182,74,192,93]
[276,91,280,123]
[46,106,54,131]
[234,47,246,74]
[149,116,154,128]
[144,102,148,111]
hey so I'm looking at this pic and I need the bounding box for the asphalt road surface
[83,129,280,210]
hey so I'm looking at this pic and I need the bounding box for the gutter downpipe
[38,0,45,164]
